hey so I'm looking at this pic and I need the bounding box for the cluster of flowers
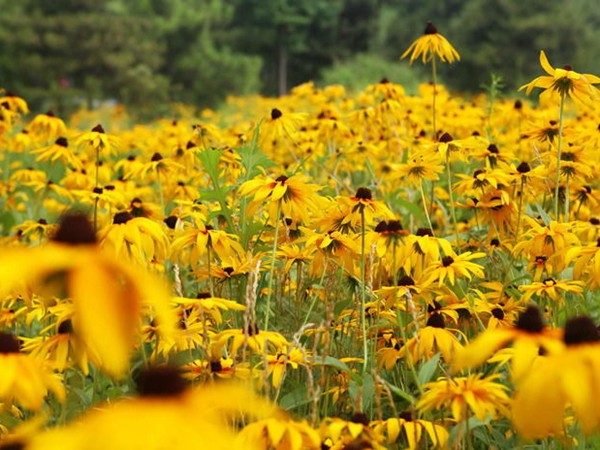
[0,21,599,449]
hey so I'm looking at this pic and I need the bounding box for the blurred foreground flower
[26,367,279,450]
[0,212,176,378]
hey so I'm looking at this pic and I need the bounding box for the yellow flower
[452,305,564,382]
[258,108,307,147]
[30,136,83,169]
[518,277,584,304]
[212,324,289,357]
[395,150,444,186]
[0,212,176,378]
[519,51,600,106]
[319,415,386,450]
[0,333,65,411]
[239,173,327,224]
[75,124,120,156]
[239,417,320,450]
[424,251,485,287]
[371,412,448,450]
[396,313,464,366]
[98,212,169,267]
[512,316,600,438]
[264,347,307,388]
[28,111,67,142]
[401,21,460,64]
[417,373,510,422]
[27,368,279,450]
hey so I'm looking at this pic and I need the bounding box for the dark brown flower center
[416,227,433,237]
[164,216,178,229]
[563,316,600,346]
[136,366,187,397]
[58,319,74,334]
[55,137,68,147]
[397,275,415,286]
[0,333,20,353]
[113,211,134,224]
[354,187,372,200]
[441,256,454,267]
[427,312,445,328]
[515,305,544,333]
[52,212,96,245]
[350,412,370,425]
[91,124,105,133]
[517,162,531,173]
[151,152,163,162]
[424,21,438,35]
[439,132,453,143]
[271,108,283,120]
[491,308,505,320]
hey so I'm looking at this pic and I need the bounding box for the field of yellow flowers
[0,24,600,449]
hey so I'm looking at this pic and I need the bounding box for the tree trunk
[278,44,287,97]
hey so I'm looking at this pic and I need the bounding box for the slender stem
[554,93,566,221]
[206,242,214,297]
[93,147,100,232]
[360,207,368,376]
[445,152,459,244]
[515,176,526,239]
[156,168,165,213]
[565,175,570,221]
[264,201,282,331]
[428,57,438,220]
[419,178,434,233]
[431,56,438,139]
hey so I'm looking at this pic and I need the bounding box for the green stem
[554,93,566,221]
[515,176,526,240]
[93,147,100,232]
[419,178,434,233]
[445,153,459,244]
[264,201,282,331]
[360,207,368,376]
[431,56,438,139]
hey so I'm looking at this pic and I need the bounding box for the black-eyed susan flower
[370,412,448,450]
[27,367,279,450]
[424,251,485,287]
[452,305,563,382]
[74,124,120,157]
[263,347,307,388]
[417,373,510,422]
[401,21,460,64]
[518,277,584,304]
[27,112,67,142]
[258,108,307,147]
[519,51,600,107]
[0,212,176,378]
[238,417,320,450]
[0,333,65,411]
[396,312,464,365]
[512,316,600,438]
[98,211,169,267]
[212,324,289,357]
[239,173,327,225]
[319,414,386,450]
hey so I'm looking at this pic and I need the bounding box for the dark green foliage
[0,0,599,115]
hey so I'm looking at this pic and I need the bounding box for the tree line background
[1,0,598,116]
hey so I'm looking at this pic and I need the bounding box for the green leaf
[279,386,313,410]
[417,353,440,386]
[381,379,416,404]
[313,356,359,381]
[394,197,426,222]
